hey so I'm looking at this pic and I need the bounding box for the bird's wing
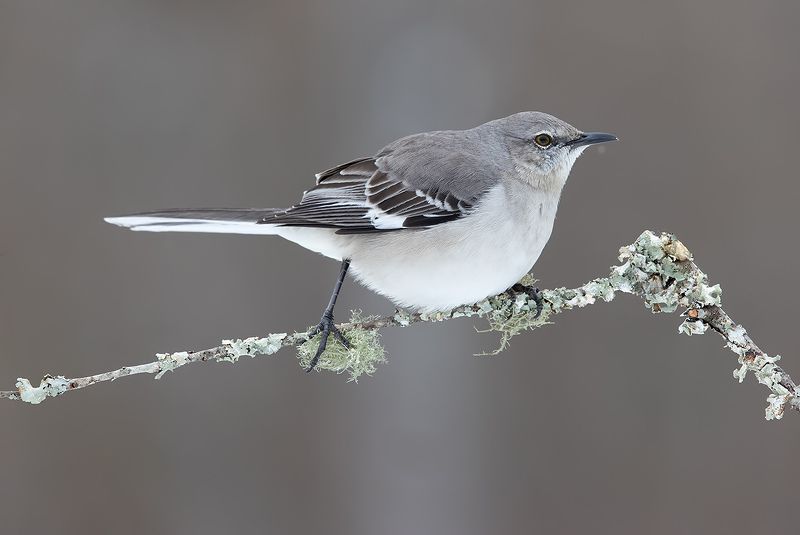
[263,136,500,234]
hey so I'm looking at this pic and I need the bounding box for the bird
[105,112,617,370]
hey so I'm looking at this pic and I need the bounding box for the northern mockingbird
[106,112,616,370]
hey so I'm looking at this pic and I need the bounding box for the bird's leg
[510,283,544,319]
[305,258,351,372]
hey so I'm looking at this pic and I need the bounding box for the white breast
[342,181,562,312]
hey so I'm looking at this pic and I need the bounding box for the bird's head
[490,111,617,190]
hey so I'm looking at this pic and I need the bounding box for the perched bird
[106,112,616,370]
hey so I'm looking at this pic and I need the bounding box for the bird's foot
[304,312,350,372]
[510,283,544,319]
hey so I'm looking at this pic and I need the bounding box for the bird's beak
[566,132,618,148]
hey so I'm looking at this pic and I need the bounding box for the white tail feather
[104,216,279,235]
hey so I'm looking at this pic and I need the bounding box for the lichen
[765,393,790,420]
[678,318,708,336]
[727,325,748,348]
[221,334,287,363]
[637,230,667,261]
[297,311,386,381]
[616,232,723,315]
[15,375,70,404]
[474,274,622,355]
[154,351,191,379]
[517,273,538,287]
[479,292,551,355]
[664,239,693,261]
[392,309,415,327]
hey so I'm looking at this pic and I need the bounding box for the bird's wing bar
[262,153,486,234]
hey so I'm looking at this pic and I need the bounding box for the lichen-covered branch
[1,231,796,420]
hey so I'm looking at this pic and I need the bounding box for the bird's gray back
[376,125,510,207]
[264,124,513,233]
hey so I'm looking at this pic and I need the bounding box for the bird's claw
[510,283,544,319]
[304,313,350,372]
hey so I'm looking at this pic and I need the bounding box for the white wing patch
[261,158,473,232]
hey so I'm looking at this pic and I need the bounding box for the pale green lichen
[765,394,790,420]
[221,334,287,363]
[155,351,191,379]
[617,231,722,314]
[626,230,798,420]
[517,273,538,288]
[678,318,708,336]
[479,292,550,355]
[297,311,386,381]
[476,275,621,355]
[593,232,794,419]
[636,230,667,261]
[581,280,617,304]
[15,375,70,404]
[726,325,748,348]
[392,309,415,327]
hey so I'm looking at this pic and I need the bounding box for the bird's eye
[534,133,554,148]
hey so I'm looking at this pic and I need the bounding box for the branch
[2,231,796,420]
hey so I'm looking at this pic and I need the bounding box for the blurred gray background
[1,1,799,533]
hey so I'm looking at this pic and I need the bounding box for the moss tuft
[297,311,386,381]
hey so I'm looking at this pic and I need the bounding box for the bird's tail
[104,208,285,235]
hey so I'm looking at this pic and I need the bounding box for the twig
[2,231,796,420]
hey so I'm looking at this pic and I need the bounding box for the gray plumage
[106,111,616,312]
